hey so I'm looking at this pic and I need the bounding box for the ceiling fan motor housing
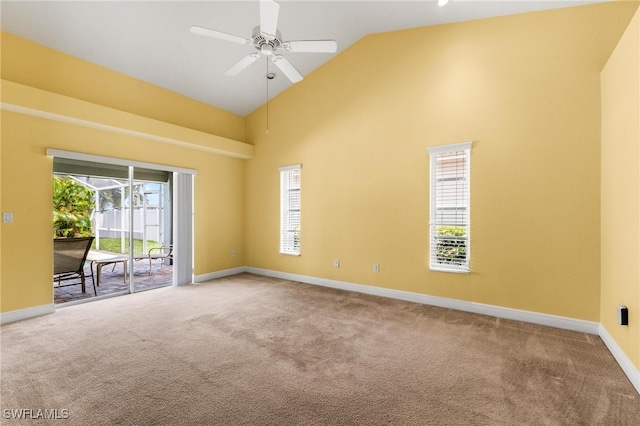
[253,26,282,56]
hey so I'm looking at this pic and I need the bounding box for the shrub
[435,226,467,265]
[53,176,95,237]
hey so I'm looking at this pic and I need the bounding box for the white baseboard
[195,267,246,283]
[0,304,55,325]
[245,267,600,335]
[599,325,640,394]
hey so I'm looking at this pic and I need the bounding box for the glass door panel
[53,158,130,304]
[131,167,173,292]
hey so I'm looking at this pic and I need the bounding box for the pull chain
[266,58,269,134]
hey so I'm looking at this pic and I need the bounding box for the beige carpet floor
[1,273,639,425]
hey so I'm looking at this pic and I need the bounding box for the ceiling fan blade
[272,55,303,83]
[260,0,280,38]
[283,40,338,53]
[225,54,261,76]
[190,25,250,46]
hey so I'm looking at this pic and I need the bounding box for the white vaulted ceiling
[0,0,602,116]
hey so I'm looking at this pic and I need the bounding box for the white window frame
[428,142,472,273]
[279,164,301,256]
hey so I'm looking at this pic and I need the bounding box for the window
[279,164,301,255]
[428,142,472,273]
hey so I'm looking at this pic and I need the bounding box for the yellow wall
[1,33,248,313]
[0,32,244,141]
[245,3,638,321]
[601,8,640,370]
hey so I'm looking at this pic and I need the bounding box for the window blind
[279,165,301,255]
[428,142,471,272]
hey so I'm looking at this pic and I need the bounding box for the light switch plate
[3,212,13,224]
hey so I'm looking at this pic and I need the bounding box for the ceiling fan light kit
[190,0,337,84]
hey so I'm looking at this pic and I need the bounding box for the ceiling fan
[190,0,337,83]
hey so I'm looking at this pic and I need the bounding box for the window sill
[280,251,301,256]
[430,266,470,274]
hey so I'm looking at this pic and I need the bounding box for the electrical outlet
[3,212,13,224]
[617,305,629,326]
[334,259,340,268]
[231,249,236,257]
[373,263,380,273]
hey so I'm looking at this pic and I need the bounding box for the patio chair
[134,244,173,275]
[53,236,96,296]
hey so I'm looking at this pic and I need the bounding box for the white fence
[94,208,162,242]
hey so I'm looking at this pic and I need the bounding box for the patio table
[86,250,128,287]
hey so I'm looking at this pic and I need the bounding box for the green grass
[92,238,161,255]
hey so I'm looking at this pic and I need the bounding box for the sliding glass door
[51,150,195,305]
